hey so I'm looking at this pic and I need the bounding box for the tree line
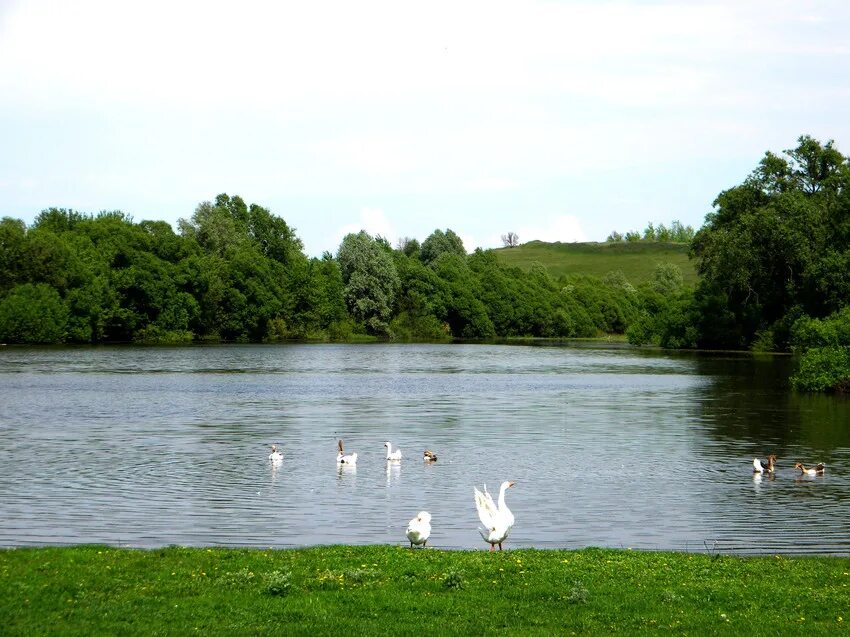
[0,194,680,345]
[606,221,695,243]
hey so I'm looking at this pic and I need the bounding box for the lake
[1,342,849,554]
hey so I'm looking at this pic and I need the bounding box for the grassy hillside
[494,241,698,286]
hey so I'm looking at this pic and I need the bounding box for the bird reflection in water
[386,460,401,486]
[337,462,357,480]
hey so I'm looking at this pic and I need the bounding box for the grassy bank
[495,241,698,286]
[2,545,848,635]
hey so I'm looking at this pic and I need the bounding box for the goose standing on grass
[423,450,438,463]
[337,439,357,465]
[268,445,284,462]
[753,454,776,474]
[795,462,825,476]
[384,441,402,461]
[406,511,431,548]
[474,481,516,551]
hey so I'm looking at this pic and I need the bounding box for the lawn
[2,545,848,635]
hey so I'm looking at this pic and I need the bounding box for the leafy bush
[750,329,776,353]
[790,307,850,352]
[626,312,657,346]
[791,346,850,393]
[442,570,465,590]
[263,570,293,597]
[219,568,256,588]
[0,283,68,343]
[567,580,590,604]
[132,325,194,344]
[389,312,450,341]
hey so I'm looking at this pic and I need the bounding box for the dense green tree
[32,207,90,233]
[396,237,420,258]
[179,198,246,258]
[247,203,303,265]
[0,217,27,294]
[691,135,850,350]
[310,254,350,338]
[64,274,119,343]
[391,250,450,340]
[419,229,466,265]
[651,263,684,296]
[337,231,400,336]
[0,283,68,343]
[430,252,494,338]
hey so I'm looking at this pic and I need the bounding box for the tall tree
[0,217,27,294]
[420,229,466,265]
[691,135,850,349]
[501,232,520,248]
[337,231,400,336]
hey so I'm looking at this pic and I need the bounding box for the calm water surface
[1,343,849,554]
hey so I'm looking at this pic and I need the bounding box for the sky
[1,0,849,258]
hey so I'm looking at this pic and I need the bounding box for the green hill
[493,240,698,286]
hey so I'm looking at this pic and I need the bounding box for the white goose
[268,445,283,462]
[405,511,431,548]
[337,439,357,465]
[474,481,516,551]
[752,454,776,474]
[384,441,402,461]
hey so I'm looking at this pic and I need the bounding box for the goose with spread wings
[474,481,516,551]
[336,439,357,465]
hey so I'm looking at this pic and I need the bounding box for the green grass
[2,545,849,635]
[495,241,698,286]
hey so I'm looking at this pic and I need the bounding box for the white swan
[474,481,516,551]
[406,511,431,548]
[384,441,402,461]
[337,439,357,465]
[268,445,283,462]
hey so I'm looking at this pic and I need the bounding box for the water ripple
[1,343,849,554]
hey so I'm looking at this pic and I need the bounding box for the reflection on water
[1,343,849,554]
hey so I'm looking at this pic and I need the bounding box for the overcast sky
[2,0,849,257]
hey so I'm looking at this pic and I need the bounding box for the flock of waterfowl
[753,454,825,477]
[265,443,825,551]
[267,439,517,551]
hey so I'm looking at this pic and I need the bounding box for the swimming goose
[795,462,825,476]
[406,511,431,548]
[384,441,402,461]
[423,450,438,462]
[752,454,776,474]
[337,439,358,465]
[268,445,284,462]
[474,481,516,551]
